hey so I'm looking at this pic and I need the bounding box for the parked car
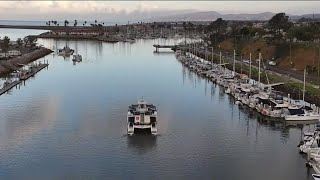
[243,59,250,64]
[268,61,276,66]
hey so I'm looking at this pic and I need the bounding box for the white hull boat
[127,99,157,135]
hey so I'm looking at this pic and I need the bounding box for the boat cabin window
[139,104,146,109]
[288,108,304,115]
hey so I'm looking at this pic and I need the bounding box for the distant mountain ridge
[146,11,320,22]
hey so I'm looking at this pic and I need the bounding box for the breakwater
[38,33,119,43]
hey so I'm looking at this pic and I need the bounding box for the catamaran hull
[285,115,320,121]
[127,123,157,136]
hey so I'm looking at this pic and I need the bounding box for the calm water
[0,28,48,40]
[0,30,316,180]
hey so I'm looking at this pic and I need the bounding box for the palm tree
[2,36,10,59]
[16,38,23,46]
[64,20,69,27]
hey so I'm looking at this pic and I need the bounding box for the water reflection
[0,36,314,179]
[126,135,157,154]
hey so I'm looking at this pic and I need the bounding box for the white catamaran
[127,99,158,135]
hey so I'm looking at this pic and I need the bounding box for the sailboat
[72,42,82,62]
[285,68,320,121]
[58,40,74,56]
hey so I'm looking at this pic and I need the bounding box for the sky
[0,1,320,22]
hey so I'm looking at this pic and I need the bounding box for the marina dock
[0,63,49,96]
[20,64,49,81]
[0,81,20,96]
[153,44,184,52]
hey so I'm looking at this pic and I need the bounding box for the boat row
[175,49,320,122]
[299,125,320,178]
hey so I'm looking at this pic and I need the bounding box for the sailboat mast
[219,51,222,66]
[258,53,261,85]
[233,49,236,74]
[211,47,214,68]
[303,67,306,107]
[249,53,252,79]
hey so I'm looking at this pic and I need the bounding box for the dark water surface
[0,33,315,179]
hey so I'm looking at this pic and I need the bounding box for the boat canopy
[288,108,304,115]
[258,98,276,107]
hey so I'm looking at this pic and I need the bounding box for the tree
[187,22,194,32]
[64,20,69,27]
[23,36,37,47]
[16,38,23,46]
[74,20,77,27]
[268,13,292,35]
[207,18,227,34]
[2,36,10,58]
[239,27,250,36]
[197,24,203,33]
[95,20,97,24]
[182,22,187,31]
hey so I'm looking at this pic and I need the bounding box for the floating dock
[0,63,49,96]
[20,64,49,81]
[0,81,20,96]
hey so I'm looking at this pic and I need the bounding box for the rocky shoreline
[37,33,119,43]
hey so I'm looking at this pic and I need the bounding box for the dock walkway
[0,63,49,96]
[0,81,20,96]
[20,64,48,81]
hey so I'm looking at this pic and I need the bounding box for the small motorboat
[312,174,320,180]
[72,54,82,62]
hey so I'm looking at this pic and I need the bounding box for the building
[51,29,102,36]
[7,50,21,56]
[0,52,6,59]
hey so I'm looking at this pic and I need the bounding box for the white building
[8,50,21,56]
[0,52,6,58]
[9,41,17,46]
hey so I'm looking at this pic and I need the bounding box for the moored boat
[58,46,74,56]
[72,54,82,62]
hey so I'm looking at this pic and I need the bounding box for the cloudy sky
[0,1,319,22]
